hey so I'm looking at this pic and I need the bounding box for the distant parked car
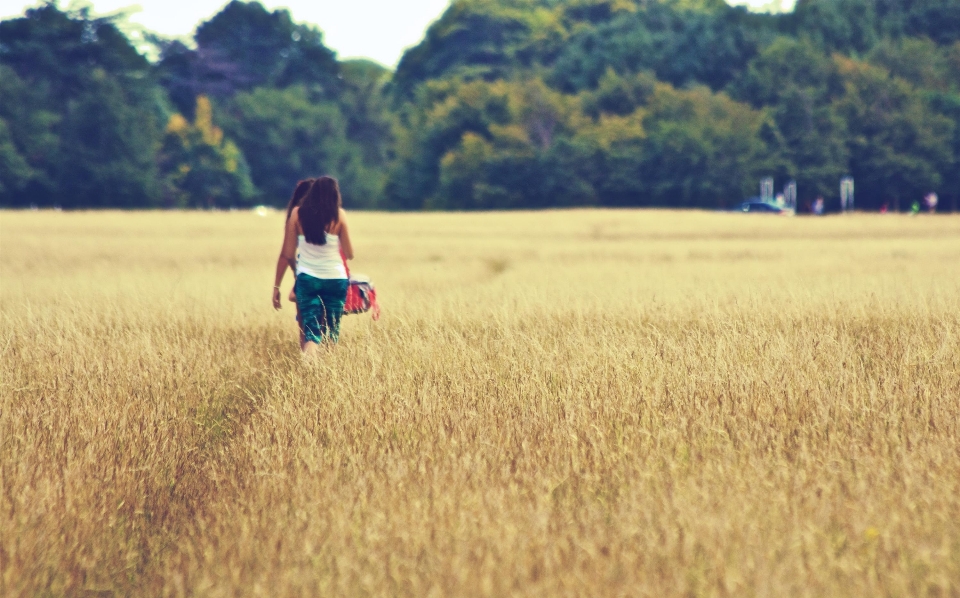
[733,200,786,214]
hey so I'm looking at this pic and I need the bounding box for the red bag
[341,249,380,320]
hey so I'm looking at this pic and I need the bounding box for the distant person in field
[813,196,825,216]
[277,178,314,347]
[272,176,353,355]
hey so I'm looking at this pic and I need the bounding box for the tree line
[2,0,959,211]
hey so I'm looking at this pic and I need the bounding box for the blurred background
[0,0,958,212]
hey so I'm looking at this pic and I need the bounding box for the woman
[284,178,314,293]
[279,178,314,347]
[272,176,353,355]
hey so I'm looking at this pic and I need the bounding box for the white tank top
[297,233,347,280]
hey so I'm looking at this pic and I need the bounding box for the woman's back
[297,232,347,280]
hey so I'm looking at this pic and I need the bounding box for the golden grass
[2,209,959,597]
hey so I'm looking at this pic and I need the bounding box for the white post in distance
[761,177,774,204]
[840,177,854,212]
[784,180,797,212]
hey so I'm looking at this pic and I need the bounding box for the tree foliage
[1,0,959,210]
[0,4,163,207]
[833,56,953,210]
[155,0,340,117]
[158,96,255,208]
[384,0,960,211]
[0,1,391,208]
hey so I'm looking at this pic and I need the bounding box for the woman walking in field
[279,178,314,347]
[272,176,353,355]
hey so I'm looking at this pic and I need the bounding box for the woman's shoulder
[334,208,348,233]
[287,206,302,234]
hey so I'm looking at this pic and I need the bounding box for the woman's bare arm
[338,208,354,260]
[272,209,300,309]
[285,216,298,279]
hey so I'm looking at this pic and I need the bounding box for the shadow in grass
[485,257,510,276]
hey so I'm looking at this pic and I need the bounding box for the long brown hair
[285,179,314,222]
[299,176,341,245]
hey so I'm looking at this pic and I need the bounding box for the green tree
[0,65,58,203]
[732,38,849,203]
[938,42,960,211]
[580,68,656,118]
[638,84,771,208]
[434,78,600,209]
[791,0,879,53]
[868,37,952,91]
[217,86,377,207]
[392,0,566,100]
[386,73,768,210]
[158,96,255,208]
[834,56,953,210]
[155,1,341,117]
[791,0,960,52]
[889,0,960,46]
[384,78,514,209]
[4,0,958,212]
[549,0,777,93]
[339,59,396,171]
[868,38,960,210]
[0,4,164,207]
[0,119,34,196]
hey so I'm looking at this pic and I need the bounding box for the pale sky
[0,0,796,68]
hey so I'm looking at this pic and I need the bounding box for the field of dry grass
[2,209,959,597]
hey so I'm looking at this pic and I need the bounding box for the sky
[0,0,797,68]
